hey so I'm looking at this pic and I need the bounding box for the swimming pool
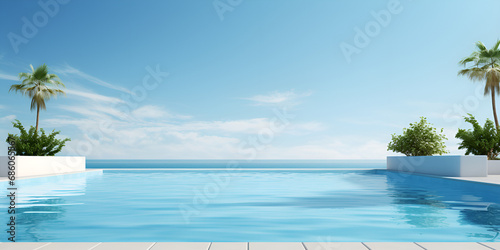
[2,165,500,242]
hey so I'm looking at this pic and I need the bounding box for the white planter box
[488,160,500,175]
[387,155,487,177]
[0,156,85,177]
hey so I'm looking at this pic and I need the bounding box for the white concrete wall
[387,155,488,177]
[0,156,85,177]
[488,160,500,175]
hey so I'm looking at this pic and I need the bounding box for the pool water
[2,167,500,242]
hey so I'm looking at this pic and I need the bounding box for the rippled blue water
[1,161,500,242]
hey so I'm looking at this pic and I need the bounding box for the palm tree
[459,40,500,127]
[9,64,65,132]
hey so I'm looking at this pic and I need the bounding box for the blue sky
[1,0,500,159]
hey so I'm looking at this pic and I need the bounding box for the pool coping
[0,169,102,182]
[1,241,499,250]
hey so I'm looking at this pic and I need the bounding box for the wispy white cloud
[0,115,16,123]
[131,105,192,120]
[63,129,242,159]
[174,118,271,133]
[58,106,116,121]
[338,118,404,128]
[54,65,132,94]
[65,89,125,104]
[46,93,324,158]
[39,79,327,158]
[243,90,312,106]
[59,126,388,159]
[0,72,17,81]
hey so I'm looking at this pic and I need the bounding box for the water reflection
[16,197,66,241]
[460,204,500,241]
[386,171,500,241]
[0,172,101,242]
[388,188,447,228]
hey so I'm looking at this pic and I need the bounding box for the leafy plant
[455,114,500,160]
[388,117,448,156]
[6,120,70,156]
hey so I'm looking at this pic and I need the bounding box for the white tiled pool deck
[1,242,500,250]
[449,175,500,185]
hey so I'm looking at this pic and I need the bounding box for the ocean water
[86,159,387,169]
[1,161,500,242]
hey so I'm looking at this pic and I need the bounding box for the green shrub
[455,114,500,160]
[6,120,70,156]
[387,117,448,156]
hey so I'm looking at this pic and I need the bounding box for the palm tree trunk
[35,105,40,132]
[492,91,499,128]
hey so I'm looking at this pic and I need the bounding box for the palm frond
[30,98,37,111]
[484,85,491,95]
[9,84,26,93]
[476,41,488,52]
[493,39,500,51]
[459,55,478,66]
[458,68,486,82]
